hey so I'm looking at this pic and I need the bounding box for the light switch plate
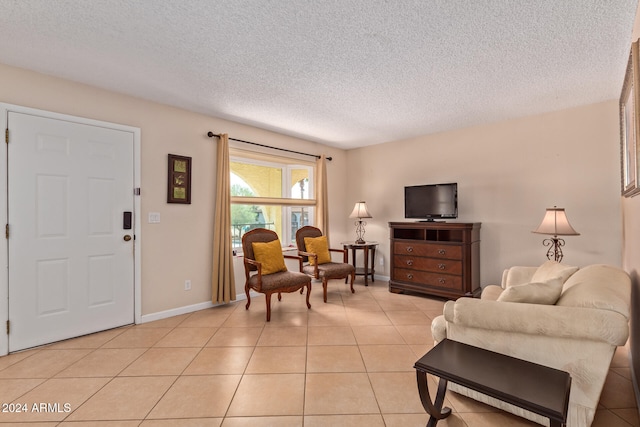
[148,212,161,223]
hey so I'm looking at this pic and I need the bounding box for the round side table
[340,241,378,286]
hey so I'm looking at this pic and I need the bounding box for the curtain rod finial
[207,131,217,138]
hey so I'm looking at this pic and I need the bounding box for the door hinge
[6,320,9,335]
[134,187,141,196]
[5,128,8,144]
[5,224,8,239]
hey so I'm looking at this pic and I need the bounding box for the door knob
[123,235,132,242]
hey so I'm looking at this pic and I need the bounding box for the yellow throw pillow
[304,236,331,266]
[252,239,287,275]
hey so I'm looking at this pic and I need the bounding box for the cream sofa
[431,261,631,427]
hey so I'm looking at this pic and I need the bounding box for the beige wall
[347,101,622,285]
[0,58,628,316]
[0,62,350,316]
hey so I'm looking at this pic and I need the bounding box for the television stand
[389,222,481,299]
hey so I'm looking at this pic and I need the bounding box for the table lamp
[349,201,372,244]
[532,206,580,262]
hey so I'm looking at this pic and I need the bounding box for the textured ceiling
[0,0,638,149]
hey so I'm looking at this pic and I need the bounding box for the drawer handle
[406,246,413,253]
[438,263,446,270]
[438,249,446,255]
[439,278,446,284]
[406,260,414,266]
[406,273,414,280]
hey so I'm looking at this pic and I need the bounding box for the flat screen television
[404,183,458,221]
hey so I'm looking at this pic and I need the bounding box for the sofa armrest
[501,266,538,289]
[443,298,629,346]
[431,314,447,343]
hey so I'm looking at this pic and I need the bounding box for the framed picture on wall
[620,40,640,197]
[167,154,192,204]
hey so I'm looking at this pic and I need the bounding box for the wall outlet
[184,279,191,291]
[379,257,384,266]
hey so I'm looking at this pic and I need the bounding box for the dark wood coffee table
[414,339,571,427]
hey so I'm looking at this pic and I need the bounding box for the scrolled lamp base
[542,237,565,262]
[354,219,367,244]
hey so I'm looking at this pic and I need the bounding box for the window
[230,149,315,249]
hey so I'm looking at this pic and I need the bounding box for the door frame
[0,103,142,356]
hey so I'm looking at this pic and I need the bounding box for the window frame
[229,148,316,249]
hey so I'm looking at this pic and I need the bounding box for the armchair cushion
[248,270,310,291]
[497,276,563,305]
[252,239,287,275]
[304,236,331,265]
[302,262,354,279]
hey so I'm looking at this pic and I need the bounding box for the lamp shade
[349,201,372,219]
[532,207,580,237]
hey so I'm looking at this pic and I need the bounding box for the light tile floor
[0,279,637,426]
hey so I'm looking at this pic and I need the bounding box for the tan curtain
[212,133,236,303]
[315,154,330,235]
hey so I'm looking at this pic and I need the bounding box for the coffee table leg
[416,371,452,426]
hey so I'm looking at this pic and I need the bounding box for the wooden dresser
[389,222,481,299]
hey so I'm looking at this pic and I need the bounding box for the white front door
[7,111,135,352]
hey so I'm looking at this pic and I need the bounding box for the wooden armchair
[242,228,311,321]
[296,226,355,303]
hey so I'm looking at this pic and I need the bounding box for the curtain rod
[207,132,332,161]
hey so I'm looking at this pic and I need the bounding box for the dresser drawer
[393,268,463,290]
[393,241,462,259]
[394,255,462,275]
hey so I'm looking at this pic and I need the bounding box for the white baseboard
[374,274,390,282]
[138,278,390,325]
[139,293,251,324]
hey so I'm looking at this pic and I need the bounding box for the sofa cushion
[481,285,504,301]
[530,260,578,283]
[556,264,631,318]
[502,266,539,289]
[497,276,564,305]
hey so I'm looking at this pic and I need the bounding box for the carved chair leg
[245,284,251,310]
[305,283,312,309]
[277,292,282,301]
[349,272,355,293]
[323,278,328,303]
[265,292,272,322]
